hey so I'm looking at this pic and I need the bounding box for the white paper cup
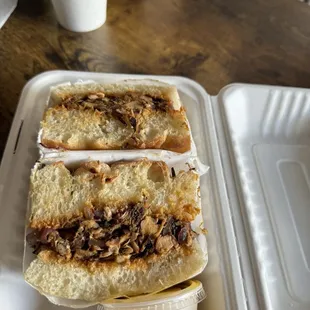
[99,280,206,310]
[51,0,107,32]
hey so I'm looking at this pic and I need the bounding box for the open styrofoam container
[0,71,309,310]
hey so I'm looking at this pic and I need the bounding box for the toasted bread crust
[161,135,191,153]
[29,210,83,229]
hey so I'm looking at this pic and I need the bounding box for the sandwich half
[24,160,207,302]
[40,80,191,153]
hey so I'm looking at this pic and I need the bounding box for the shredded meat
[62,92,172,116]
[74,249,97,260]
[120,245,134,255]
[81,220,99,230]
[129,117,137,130]
[57,92,178,150]
[140,216,158,236]
[128,203,146,226]
[83,205,94,220]
[130,240,139,253]
[103,207,112,221]
[27,204,197,263]
[155,235,175,254]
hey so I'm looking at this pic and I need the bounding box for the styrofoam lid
[218,84,310,310]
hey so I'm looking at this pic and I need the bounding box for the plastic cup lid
[99,280,206,310]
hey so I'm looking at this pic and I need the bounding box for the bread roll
[25,160,207,302]
[40,80,191,153]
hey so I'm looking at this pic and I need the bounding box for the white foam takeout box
[0,71,309,310]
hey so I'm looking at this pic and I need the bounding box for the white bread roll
[41,80,191,153]
[25,159,207,302]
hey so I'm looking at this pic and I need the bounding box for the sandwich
[24,159,207,302]
[40,80,191,153]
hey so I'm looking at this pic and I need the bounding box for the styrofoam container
[51,0,107,32]
[1,71,310,310]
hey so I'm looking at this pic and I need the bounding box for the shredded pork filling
[26,204,197,263]
[61,92,173,128]
[48,92,181,150]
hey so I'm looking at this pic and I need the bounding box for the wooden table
[0,0,310,156]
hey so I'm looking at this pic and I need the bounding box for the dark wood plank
[0,0,310,156]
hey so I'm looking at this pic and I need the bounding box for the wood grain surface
[0,0,310,156]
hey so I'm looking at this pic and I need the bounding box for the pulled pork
[60,92,172,133]
[27,204,197,263]
[62,92,171,113]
